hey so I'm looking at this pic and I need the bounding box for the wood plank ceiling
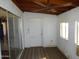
[12,0,79,15]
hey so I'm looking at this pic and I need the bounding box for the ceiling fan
[32,0,75,13]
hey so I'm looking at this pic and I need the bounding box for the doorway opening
[0,17,9,59]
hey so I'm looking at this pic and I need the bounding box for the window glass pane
[77,23,79,45]
[65,23,69,40]
[60,22,69,40]
[60,23,66,39]
[75,21,77,44]
[75,21,79,56]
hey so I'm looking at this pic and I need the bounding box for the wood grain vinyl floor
[20,47,67,59]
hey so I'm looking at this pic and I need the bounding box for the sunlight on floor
[42,57,47,59]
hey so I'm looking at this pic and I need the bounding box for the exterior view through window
[75,21,79,56]
[60,22,69,40]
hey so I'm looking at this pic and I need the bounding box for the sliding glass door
[8,13,16,59]
[0,34,1,59]
[0,7,23,59]
[0,8,9,59]
[7,13,22,59]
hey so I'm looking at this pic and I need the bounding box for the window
[75,21,79,56]
[60,22,69,40]
[75,21,79,45]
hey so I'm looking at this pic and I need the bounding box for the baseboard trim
[57,47,67,59]
[43,45,57,47]
[24,45,57,48]
[17,49,25,59]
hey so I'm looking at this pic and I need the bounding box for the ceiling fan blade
[32,1,46,7]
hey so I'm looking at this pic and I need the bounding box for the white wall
[0,0,22,17]
[57,7,79,59]
[22,12,58,48]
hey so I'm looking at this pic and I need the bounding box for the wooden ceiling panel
[12,0,79,15]
[22,3,42,11]
[33,0,48,4]
[49,0,68,5]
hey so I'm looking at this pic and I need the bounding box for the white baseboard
[43,45,57,47]
[24,46,57,48]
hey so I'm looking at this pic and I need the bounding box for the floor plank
[20,47,67,59]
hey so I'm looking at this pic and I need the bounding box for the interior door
[8,13,16,59]
[29,19,42,47]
